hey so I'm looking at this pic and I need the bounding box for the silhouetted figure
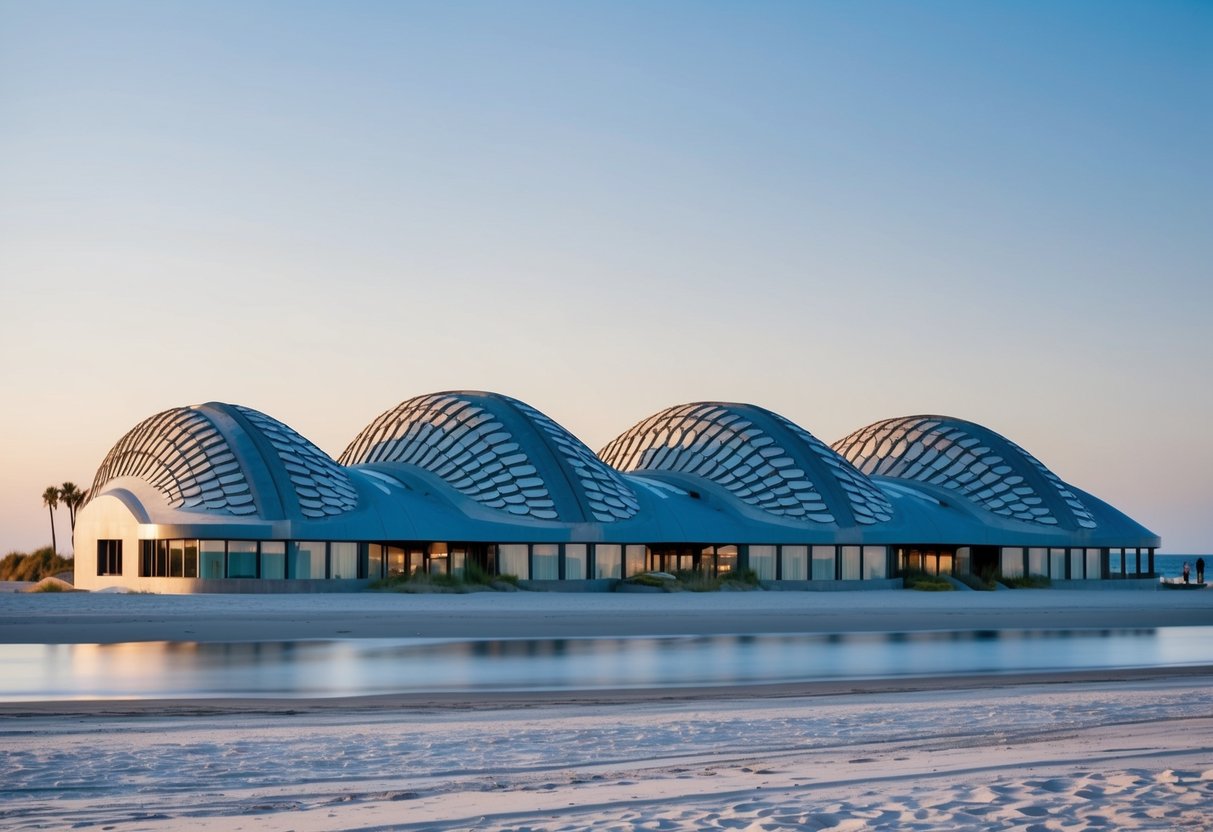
[1197,557,1205,584]
[1182,561,1190,584]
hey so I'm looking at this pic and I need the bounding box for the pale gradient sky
[1,1,1209,554]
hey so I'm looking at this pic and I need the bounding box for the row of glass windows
[139,540,359,580]
[998,547,1104,580]
[130,540,891,581]
[127,540,1152,582]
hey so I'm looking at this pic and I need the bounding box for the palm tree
[42,486,60,554]
[60,482,83,533]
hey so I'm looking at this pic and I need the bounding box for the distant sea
[1154,554,1210,580]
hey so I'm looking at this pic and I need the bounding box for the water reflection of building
[74,392,1159,592]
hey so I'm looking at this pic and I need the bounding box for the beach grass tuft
[998,573,1052,589]
[902,569,954,591]
[369,567,522,593]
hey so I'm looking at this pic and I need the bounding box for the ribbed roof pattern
[88,407,258,516]
[599,403,894,526]
[232,405,359,518]
[832,415,1098,530]
[339,392,639,523]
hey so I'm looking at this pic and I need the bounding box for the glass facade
[290,541,326,579]
[863,546,887,580]
[200,541,225,578]
[811,546,835,580]
[1085,548,1101,580]
[781,545,807,580]
[331,542,357,579]
[532,544,559,580]
[261,541,286,579]
[1028,548,1047,576]
[1000,548,1024,578]
[498,544,528,578]
[749,545,776,580]
[595,544,622,579]
[565,544,586,580]
[228,541,257,579]
[840,546,861,580]
[125,538,1127,586]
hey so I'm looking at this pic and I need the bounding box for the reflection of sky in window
[3,628,1213,701]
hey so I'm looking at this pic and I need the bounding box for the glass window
[716,545,738,575]
[1049,548,1066,580]
[954,547,971,576]
[565,544,586,580]
[594,544,621,579]
[386,546,406,576]
[228,541,257,579]
[699,546,716,574]
[368,544,385,579]
[625,545,648,577]
[429,542,449,575]
[331,542,358,579]
[533,544,559,580]
[1068,548,1083,580]
[498,544,529,579]
[183,540,198,578]
[408,548,425,575]
[156,540,169,577]
[937,553,953,575]
[290,541,326,579]
[200,541,225,579]
[97,540,123,576]
[1085,548,1102,580]
[781,546,807,580]
[168,540,185,578]
[863,546,887,580]
[812,546,835,580]
[451,547,467,576]
[749,545,776,581]
[261,541,285,580]
[1000,548,1024,578]
[841,546,862,580]
[1028,548,1047,577]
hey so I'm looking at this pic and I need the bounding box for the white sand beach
[1,590,1211,831]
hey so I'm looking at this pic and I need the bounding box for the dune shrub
[998,573,1052,589]
[902,569,953,591]
[0,548,73,582]
[369,567,522,593]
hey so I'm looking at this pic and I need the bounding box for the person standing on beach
[1197,557,1205,584]
[1182,561,1190,584]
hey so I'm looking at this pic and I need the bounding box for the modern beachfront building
[73,392,1159,592]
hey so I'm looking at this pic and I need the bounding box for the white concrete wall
[73,495,141,591]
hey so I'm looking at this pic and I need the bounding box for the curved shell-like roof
[599,403,894,527]
[339,392,640,523]
[88,403,358,520]
[831,415,1098,530]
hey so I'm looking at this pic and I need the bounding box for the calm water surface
[3,627,1213,701]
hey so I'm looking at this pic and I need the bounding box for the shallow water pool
[3,627,1212,701]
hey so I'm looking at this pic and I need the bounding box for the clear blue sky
[1,1,1209,553]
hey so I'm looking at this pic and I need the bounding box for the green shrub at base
[902,569,953,591]
[997,573,1052,589]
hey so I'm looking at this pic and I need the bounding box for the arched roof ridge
[598,401,893,527]
[339,391,639,523]
[831,414,1098,531]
